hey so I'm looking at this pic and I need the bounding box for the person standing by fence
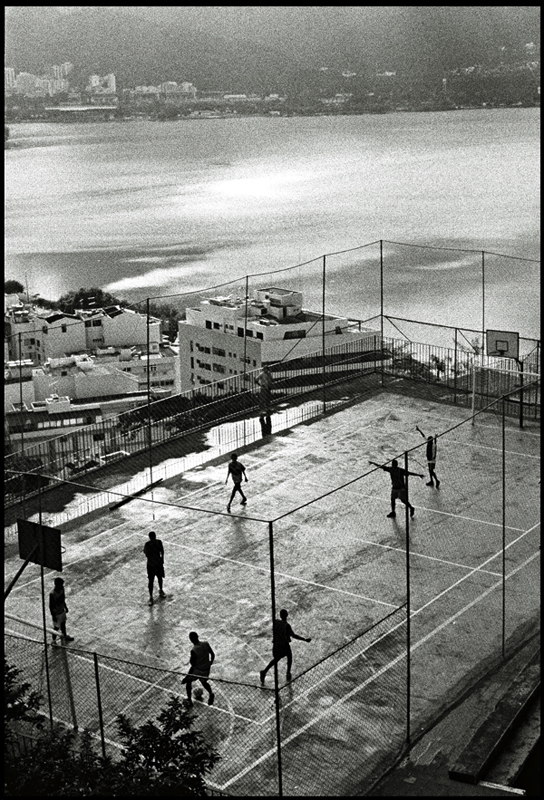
[49,577,74,645]
[256,365,274,435]
[416,426,441,488]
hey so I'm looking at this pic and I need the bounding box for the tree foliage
[58,287,123,314]
[5,656,220,796]
[4,279,25,294]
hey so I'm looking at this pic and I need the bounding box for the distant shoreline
[5,102,540,130]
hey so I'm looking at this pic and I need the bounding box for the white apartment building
[5,307,86,364]
[5,302,161,365]
[32,345,179,403]
[80,306,161,351]
[178,287,378,392]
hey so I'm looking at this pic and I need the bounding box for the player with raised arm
[369,459,423,518]
[416,426,440,488]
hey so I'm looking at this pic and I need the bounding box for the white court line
[254,525,537,726]
[413,522,540,617]
[166,539,397,608]
[218,546,540,792]
[350,537,502,578]
[443,438,541,459]
[344,489,530,533]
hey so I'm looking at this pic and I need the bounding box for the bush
[5,656,220,796]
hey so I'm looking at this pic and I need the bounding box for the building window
[335,326,343,334]
[213,363,226,373]
[256,332,263,340]
[212,347,226,357]
[92,319,102,327]
[246,329,253,337]
[237,327,244,337]
[61,325,67,333]
[190,340,194,351]
[205,320,212,329]
[190,357,194,369]
[213,322,220,330]
[284,330,306,339]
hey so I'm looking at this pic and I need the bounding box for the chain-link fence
[5,378,539,795]
[5,335,539,514]
[6,606,407,797]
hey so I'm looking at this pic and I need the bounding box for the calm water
[5,109,540,337]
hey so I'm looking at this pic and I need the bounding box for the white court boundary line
[166,538,397,608]
[350,537,503,578]
[442,438,541,459]
[218,545,540,792]
[342,489,531,532]
[6,526,539,791]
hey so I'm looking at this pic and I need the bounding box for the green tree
[4,279,25,295]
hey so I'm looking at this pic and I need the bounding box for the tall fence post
[518,360,524,429]
[380,240,384,387]
[404,451,411,745]
[268,521,283,797]
[146,297,153,488]
[94,652,107,758]
[39,506,54,727]
[244,275,249,446]
[501,398,506,659]
[322,254,326,415]
[481,250,485,338]
[453,327,458,403]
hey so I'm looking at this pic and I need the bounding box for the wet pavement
[4,390,540,796]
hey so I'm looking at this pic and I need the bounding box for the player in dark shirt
[416,426,440,488]
[369,459,423,518]
[225,453,248,512]
[260,609,311,685]
[144,531,165,606]
[182,631,215,707]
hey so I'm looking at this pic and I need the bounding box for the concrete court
[4,391,540,796]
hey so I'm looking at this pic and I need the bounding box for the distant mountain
[4,6,540,95]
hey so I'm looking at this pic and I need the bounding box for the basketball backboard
[17,519,62,571]
[485,329,519,360]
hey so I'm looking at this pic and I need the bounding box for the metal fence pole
[268,521,283,796]
[404,451,411,745]
[146,297,153,488]
[453,327,458,403]
[481,250,485,339]
[39,521,54,727]
[94,652,107,758]
[518,360,524,429]
[243,275,249,446]
[501,398,506,659]
[380,240,384,387]
[322,255,326,414]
